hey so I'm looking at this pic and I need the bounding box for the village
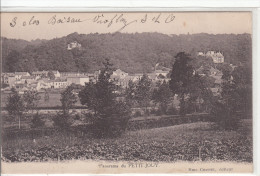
[1,51,225,96]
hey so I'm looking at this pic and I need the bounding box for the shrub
[31,113,45,128]
[74,114,81,120]
[155,108,163,116]
[166,106,178,115]
[210,101,240,130]
[150,108,157,115]
[91,101,131,138]
[179,99,194,116]
[134,110,142,117]
[52,112,73,130]
[83,112,95,124]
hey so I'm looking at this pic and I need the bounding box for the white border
[1,0,260,9]
[1,1,260,176]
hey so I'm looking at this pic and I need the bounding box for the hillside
[1,32,252,73]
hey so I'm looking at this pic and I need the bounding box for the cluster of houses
[197,51,225,64]
[2,71,90,93]
[1,68,171,93]
[2,48,227,95]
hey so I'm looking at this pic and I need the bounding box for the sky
[1,12,252,41]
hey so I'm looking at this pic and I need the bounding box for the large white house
[67,76,89,86]
[197,51,224,63]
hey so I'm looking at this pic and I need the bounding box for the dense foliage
[2,32,251,73]
[79,59,131,138]
[5,88,25,129]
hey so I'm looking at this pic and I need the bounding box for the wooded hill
[2,32,252,73]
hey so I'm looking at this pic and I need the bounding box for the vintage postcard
[0,12,253,174]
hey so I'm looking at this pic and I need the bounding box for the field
[1,92,82,108]
[2,119,252,163]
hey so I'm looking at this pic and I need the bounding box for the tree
[6,88,25,129]
[79,59,116,116]
[44,89,50,102]
[53,85,77,130]
[125,80,136,106]
[5,50,20,72]
[169,52,194,115]
[232,66,252,114]
[216,63,233,81]
[47,71,55,80]
[60,85,77,115]
[79,59,131,138]
[152,80,172,114]
[31,112,45,128]
[135,74,152,114]
[211,65,252,130]
[23,90,41,114]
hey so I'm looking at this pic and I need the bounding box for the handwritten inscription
[48,15,86,25]
[9,13,175,32]
[10,16,39,27]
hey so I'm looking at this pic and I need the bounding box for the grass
[2,119,253,162]
[1,92,82,108]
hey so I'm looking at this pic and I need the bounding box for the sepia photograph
[0,12,253,174]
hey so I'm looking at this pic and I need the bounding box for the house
[197,52,205,56]
[36,79,52,90]
[116,77,132,88]
[14,72,30,80]
[94,70,101,80]
[197,51,224,63]
[52,78,68,89]
[206,51,224,63]
[60,72,84,78]
[147,73,158,82]
[209,67,220,76]
[87,74,96,83]
[7,76,16,87]
[211,87,221,96]
[52,70,61,78]
[67,41,82,50]
[212,52,224,63]
[67,76,89,86]
[154,69,169,77]
[112,69,128,79]
[2,73,15,84]
[14,83,26,90]
[20,76,36,84]
[32,71,48,79]
[128,73,143,82]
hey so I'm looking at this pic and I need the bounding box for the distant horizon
[1,31,252,42]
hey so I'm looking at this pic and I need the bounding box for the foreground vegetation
[2,120,252,163]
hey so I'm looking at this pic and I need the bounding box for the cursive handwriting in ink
[23,16,39,26]
[9,16,40,27]
[93,14,138,32]
[115,14,138,32]
[8,13,176,32]
[165,14,175,23]
[48,15,86,25]
[152,13,161,23]
[140,14,147,23]
[10,17,17,27]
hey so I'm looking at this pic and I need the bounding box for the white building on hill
[197,51,224,63]
[67,41,82,50]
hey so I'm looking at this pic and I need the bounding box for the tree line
[2,32,251,73]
